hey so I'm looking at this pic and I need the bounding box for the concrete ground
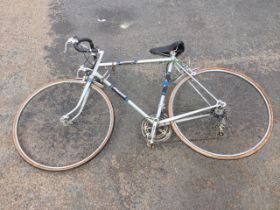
[1,0,280,209]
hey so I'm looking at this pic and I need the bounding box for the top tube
[99,57,174,67]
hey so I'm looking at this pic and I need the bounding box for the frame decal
[111,86,128,101]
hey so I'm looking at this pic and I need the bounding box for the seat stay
[175,61,219,103]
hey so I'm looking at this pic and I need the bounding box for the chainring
[141,114,172,143]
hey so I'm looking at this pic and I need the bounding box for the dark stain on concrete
[5,0,279,209]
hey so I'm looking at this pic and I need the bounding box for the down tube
[102,79,151,120]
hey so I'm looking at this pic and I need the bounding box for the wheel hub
[213,107,226,118]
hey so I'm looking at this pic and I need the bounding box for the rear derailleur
[211,106,227,136]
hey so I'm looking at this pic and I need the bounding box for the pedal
[146,140,155,149]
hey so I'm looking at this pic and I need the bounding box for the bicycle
[13,37,274,171]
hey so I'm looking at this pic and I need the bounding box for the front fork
[60,80,91,126]
[60,51,104,126]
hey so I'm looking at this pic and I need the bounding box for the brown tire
[13,79,114,171]
[168,68,274,159]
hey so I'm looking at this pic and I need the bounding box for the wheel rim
[168,68,274,159]
[13,79,114,171]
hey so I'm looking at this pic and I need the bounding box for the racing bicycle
[13,37,274,171]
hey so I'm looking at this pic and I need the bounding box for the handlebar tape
[73,37,96,53]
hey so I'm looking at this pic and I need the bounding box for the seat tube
[155,55,174,119]
[148,57,174,144]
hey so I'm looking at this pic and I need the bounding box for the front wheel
[13,79,114,171]
[169,68,274,159]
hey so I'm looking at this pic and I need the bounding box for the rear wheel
[13,79,114,171]
[169,68,273,159]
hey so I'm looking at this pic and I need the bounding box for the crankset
[141,114,172,143]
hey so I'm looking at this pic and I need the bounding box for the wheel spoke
[169,69,273,159]
[13,80,114,171]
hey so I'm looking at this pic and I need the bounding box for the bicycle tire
[168,68,274,159]
[13,79,114,171]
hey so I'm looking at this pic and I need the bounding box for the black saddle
[150,41,185,57]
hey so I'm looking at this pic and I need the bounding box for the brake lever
[64,37,78,53]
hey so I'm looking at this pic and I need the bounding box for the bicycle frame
[61,50,225,129]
